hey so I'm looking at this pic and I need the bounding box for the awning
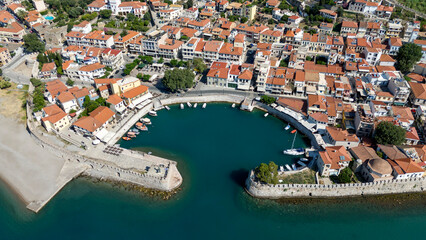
[95,128,109,140]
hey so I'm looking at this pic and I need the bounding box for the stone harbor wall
[246,171,426,198]
[160,94,246,106]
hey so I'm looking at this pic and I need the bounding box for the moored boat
[232,103,236,108]
[297,161,306,167]
[194,103,197,108]
[127,132,137,138]
[292,164,297,171]
[283,148,305,155]
[187,102,192,107]
[148,110,157,116]
[284,124,290,130]
[299,158,309,162]
[165,105,170,110]
[285,164,292,171]
[122,137,131,141]
[141,118,152,125]
[180,103,184,109]
[264,113,269,117]
[202,103,206,108]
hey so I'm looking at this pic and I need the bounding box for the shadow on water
[230,169,250,187]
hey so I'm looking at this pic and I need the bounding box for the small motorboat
[291,129,297,134]
[264,113,269,117]
[165,105,170,110]
[180,103,184,109]
[141,118,152,125]
[148,110,157,116]
[292,164,297,171]
[92,139,100,145]
[299,158,309,162]
[194,103,197,108]
[122,137,131,141]
[202,103,206,108]
[232,103,236,108]
[284,124,290,130]
[285,164,292,171]
[279,166,284,172]
[187,102,192,107]
[135,122,148,131]
[127,132,137,138]
[297,161,306,167]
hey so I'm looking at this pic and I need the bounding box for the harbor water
[0,103,425,239]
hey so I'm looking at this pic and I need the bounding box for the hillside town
[0,0,426,186]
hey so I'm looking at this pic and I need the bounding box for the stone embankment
[246,171,426,198]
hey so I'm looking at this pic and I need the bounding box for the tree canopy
[162,68,195,92]
[396,43,423,73]
[255,161,279,184]
[260,95,276,105]
[23,33,45,53]
[337,167,353,183]
[99,9,112,19]
[191,58,207,73]
[374,121,406,145]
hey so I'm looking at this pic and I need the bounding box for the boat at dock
[232,103,236,108]
[131,128,140,134]
[148,110,157,116]
[122,137,131,141]
[297,161,306,167]
[165,105,170,110]
[180,103,184,109]
[292,164,297,171]
[135,122,148,131]
[299,158,309,162]
[284,124,290,130]
[141,118,152,125]
[202,103,206,108]
[264,113,269,117]
[285,164,292,171]
[194,103,197,108]
[187,102,192,107]
[283,130,305,155]
[127,132,137,138]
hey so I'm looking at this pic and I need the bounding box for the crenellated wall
[246,171,426,198]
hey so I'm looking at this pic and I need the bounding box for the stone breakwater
[245,171,426,198]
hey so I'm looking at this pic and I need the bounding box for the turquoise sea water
[0,103,425,239]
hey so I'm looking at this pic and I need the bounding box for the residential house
[317,146,352,176]
[41,104,70,132]
[72,106,115,136]
[325,126,360,148]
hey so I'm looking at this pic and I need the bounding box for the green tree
[120,29,128,37]
[192,58,207,73]
[255,161,279,184]
[0,80,11,89]
[136,73,143,79]
[144,11,151,21]
[396,43,423,73]
[23,33,45,53]
[30,78,43,87]
[337,168,353,183]
[184,0,193,8]
[16,10,28,20]
[374,121,406,145]
[162,68,195,92]
[260,95,276,105]
[66,79,74,86]
[240,17,248,23]
[170,59,178,67]
[158,57,164,64]
[99,9,112,19]
[142,74,151,82]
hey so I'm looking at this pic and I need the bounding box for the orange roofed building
[41,104,70,132]
[121,85,151,107]
[72,106,115,136]
[317,146,352,176]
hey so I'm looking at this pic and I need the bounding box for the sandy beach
[0,116,69,208]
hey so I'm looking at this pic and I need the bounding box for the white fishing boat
[165,105,170,110]
[297,161,306,167]
[202,103,206,108]
[232,103,236,108]
[180,103,184,109]
[285,164,292,171]
[292,164,297,171]
[284,124,290,130]
[148,110,157,116]
[283,130,305,155]
[194,103,197,108]
[279,166,284,172]
[264,113,269,117]
[299,158,309,162]
[187,102,192,107]
[141,118,152,125]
